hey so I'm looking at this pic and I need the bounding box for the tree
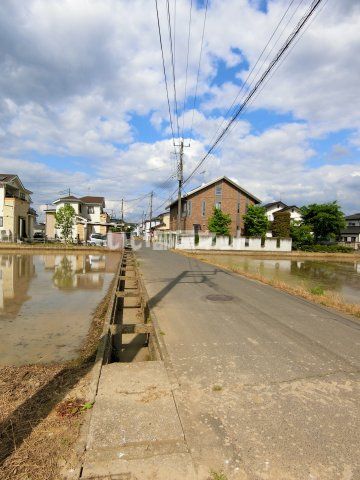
[55,204,76,242]
[243,205,269,237]
[301,202,345,242]
[272,211,291,238]
[290,220,313,249]
[208,207,232,236]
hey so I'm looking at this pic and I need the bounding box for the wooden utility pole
[121,198,124,223]
[177,140,184,237]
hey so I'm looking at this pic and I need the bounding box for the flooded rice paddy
[197,254,360,305]
[0,252,119,366]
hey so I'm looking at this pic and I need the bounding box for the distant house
[168,176,261,237]
[45,195,111,241]
[263,201,302,222]
[340,213,360,248]
[153,212,170,231]
[0,174,36,241]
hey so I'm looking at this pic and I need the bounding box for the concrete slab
[81,452,197,480]
[96,362,172,395]
[87,392,183,450]
[82,361,194,479]
[122,308,143,324]
[123,297,140,308]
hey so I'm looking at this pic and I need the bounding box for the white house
[45,195,111,241]
[136,212,170,239]
[263,201,302,222]
[340,213,360,248]
[0,174,35,241]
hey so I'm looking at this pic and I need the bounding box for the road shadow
[148,266,228,309]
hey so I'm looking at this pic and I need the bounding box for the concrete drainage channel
[109,246,154,363]
[77,246,196,480]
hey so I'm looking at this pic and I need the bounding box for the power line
[183,0,325,187]
[181,0,193,140]
[206,0,302,150]
[207,0,324,155]
[154,0,176,146]
[166,0,181,140]
[188,0,209,145]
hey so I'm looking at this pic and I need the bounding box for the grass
[209,470,228,480]
[212,385,223,392]
[180,253,360,320]
[310,285,325,296]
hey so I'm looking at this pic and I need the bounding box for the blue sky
[0,0,359,220]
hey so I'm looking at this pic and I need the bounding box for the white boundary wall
[155,232,292,252]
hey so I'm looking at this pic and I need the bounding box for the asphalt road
[136,244,360,480]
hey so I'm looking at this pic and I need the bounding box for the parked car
[32,232,46,242]
[88,233,107,247]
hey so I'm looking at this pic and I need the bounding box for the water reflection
[0,254,35,317]
[0,252,119,365]
[199,255,360,305]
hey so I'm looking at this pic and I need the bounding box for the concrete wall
[155,232,292,252]
[45,212,56,238]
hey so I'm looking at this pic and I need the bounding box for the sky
[0,0,359,221]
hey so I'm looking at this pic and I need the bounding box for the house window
[202,200,206,216]
[182,203,187,216]
[0,217,3,227]
[215,184,222,195]
[237,202,241,213]
[215,202,221,210]
[88,206,94,214]
[187,200,192,216]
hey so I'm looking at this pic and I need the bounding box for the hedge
[297,244,354,253]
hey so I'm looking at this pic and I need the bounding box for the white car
[88,233,107,247]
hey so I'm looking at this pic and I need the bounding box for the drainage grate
[206,294,234,302]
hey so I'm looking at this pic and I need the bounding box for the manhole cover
[206,294,234,302]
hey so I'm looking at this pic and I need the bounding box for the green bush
[272,211,290,238]
[298,244,353,253]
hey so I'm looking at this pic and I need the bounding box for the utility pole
[149,191,153,231]
[121,198,124,223]
[177,140,184,238]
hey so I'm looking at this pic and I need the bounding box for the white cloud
[0,0,359,217]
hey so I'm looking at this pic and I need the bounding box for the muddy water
[197,254,360,305]
[0,252,119,365]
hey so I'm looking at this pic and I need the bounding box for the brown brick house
[169,176,261,237]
